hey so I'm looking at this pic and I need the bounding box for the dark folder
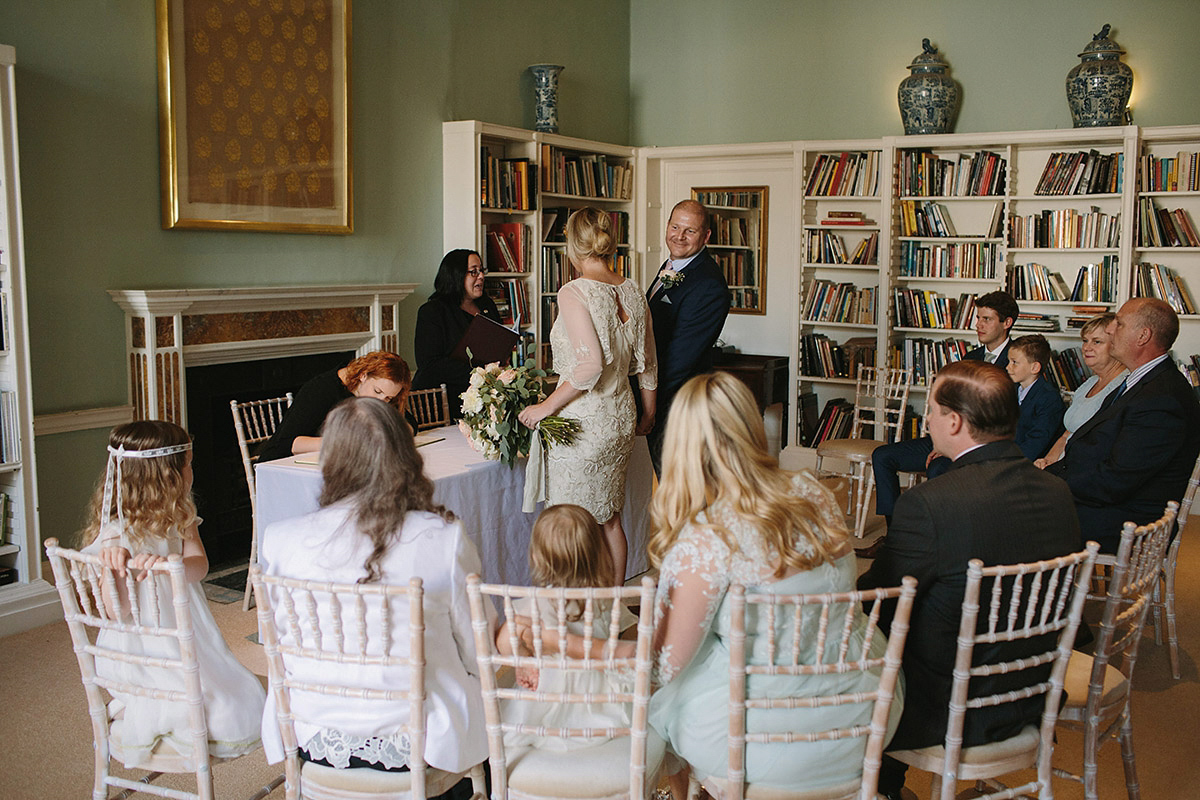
[450,313,521,366]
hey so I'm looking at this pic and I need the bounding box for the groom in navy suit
[646,199,731,471]
[1048,297,1200,552]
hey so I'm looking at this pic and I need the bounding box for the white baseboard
[0,579,62,638]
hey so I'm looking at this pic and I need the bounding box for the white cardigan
[258,502,490,773]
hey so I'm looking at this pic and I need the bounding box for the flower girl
[82,420,264,768]
[498,504,636,751]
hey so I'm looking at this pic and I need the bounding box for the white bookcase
[0,45,55,637]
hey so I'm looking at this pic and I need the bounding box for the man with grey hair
[1048,297,1200,552]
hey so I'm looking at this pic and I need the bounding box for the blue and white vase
[898,39,960,136]
[1066,25,1132,128]
[528,64,564,134]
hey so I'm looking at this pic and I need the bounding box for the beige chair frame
[698,577,917,800]
[466,575,660,800]
[890,543,1100,800]
[251,566,486,800]
[45,539,283,800]
[814,365,911,538]
[231,393,293,611]
[408,384,452,431]
[1054,503,1177,800]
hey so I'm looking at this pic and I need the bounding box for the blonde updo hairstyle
[565,207,617,269]
[648,372,848,576]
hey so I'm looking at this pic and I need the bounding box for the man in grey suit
[858,359,1081,800]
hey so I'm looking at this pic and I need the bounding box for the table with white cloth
[255,425,654,586]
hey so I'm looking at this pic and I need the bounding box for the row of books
[1135,262,1198,315]
[730,288,761,311]
[484,223,530,272]
[540,145,633,200]
[899,199,957,237]
[893,289,976,331]
[1012,313,1059,332]
[1004,258,1119,303]
[897,149,1007,197]
[1033,150,1124,195]
[800,280,877,325]
[540,207,630,245]
[539,297,559,371]
[1045,346,1090,393]
[805,399,855,446]
[712,250,758,288]
[805,230,878,265]
[709,215,758,247]
[1139,151,1200,193]
[693,189,763,208]
[818,210,875,226]
[887,337,975,387]
[539,248,633,293]
[485,278,531,328]
[804,151,880,197]
[1136,197,1200,247]
[1180,355,1200,396]
[799,334,875,379]
[1008,208,1121,249]
[481,150,537,210]
[0,392,18,464]
[898,240,1000,279]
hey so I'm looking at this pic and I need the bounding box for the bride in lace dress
[645,372,903,798]
[518,207,657,586]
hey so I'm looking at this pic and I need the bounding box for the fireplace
[109,284,418,564]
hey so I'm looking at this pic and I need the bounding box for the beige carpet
[3,514,1198,799]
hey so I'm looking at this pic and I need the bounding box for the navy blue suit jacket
[964,339,1011,369]
[648,247,731,404]
[1048,358,1200,551]
[1015,377,1064,461]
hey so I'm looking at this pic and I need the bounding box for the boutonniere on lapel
[659,268,684,289]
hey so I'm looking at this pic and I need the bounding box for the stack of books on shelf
[712,251,757,288]
[806,398,855,446]
[1046,346,1089,393]
[541,250,632,293]
[899,200,958,237]
[1012,313,1059,333]
[801,279,877,325]
[694,189,763,208]
[1066,304,1111,329]
[709,214,757,247]
[1008,207,1121,248]
[888,338,975,387]
[481,150,536,210]
[1136,197,1200,247]
[729,288,760,311]
[819,210,875,226]
[1136,263,1198,315]
[799,334,875,379]
[1139,151,1200,192]
[485,223,530,272]
[0,391,17,463]
[899,240,999,279]
[1006,263,1074,301]
[1034,150,1124,195]
[898,149,1006,197]
[541,208,630,245]
[806,230,878,265]
[1069,259,1119,302]
[484,280,530,328]
[892,289,976,330]
[539,146,632,199]
[804,151,880,197]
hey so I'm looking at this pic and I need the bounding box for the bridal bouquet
[458,362,580,467]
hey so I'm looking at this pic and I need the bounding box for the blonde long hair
[530,504,613,589]
[648,372,847,576]
[82,421,198,551]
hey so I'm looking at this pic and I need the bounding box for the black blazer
[647,247,731,404]
[1048,358,1200,552]
[859,440,1081,752]
[964,339,1011,369]
[1015,377,1064,460]
[412,295,502,417]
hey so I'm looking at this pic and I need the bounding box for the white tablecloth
[255,425,654,586]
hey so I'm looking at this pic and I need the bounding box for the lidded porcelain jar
[1066,24,1132,128]
[898,39,960,135]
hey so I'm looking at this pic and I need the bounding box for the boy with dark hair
[1006,334,1065,460]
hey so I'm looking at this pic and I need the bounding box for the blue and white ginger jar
[1066,25,1132,128]
[898,39,960,136]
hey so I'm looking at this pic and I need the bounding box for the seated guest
[1047,297,1200,552]
[864,290,1019,554]
[257,351,412,463]
[1036,313,1127,468]
[858,360,1080,800]
[412,249,503,417]
[258,397,488,798]
[647,372,901,799]
[1005,334,1065,460]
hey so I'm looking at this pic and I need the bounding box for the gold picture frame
[156,0,352,233]
[691,186,769,315]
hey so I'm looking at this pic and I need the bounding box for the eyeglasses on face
[466,267,488,277]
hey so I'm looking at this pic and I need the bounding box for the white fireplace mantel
[109,284,419,425]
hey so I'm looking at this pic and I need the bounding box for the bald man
[1047,297,1200,552]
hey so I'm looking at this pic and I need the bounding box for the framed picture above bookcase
[691,186,768,314]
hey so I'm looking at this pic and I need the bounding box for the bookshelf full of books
[691,186,767,314]
[444,121,636,371]
[0,45,50,633]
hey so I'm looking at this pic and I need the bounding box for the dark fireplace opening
[186,350,355,567]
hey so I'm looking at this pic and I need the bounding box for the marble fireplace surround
[108,284,418,426]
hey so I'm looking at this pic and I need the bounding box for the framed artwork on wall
[155,0,352,233]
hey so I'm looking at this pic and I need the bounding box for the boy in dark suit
[1005,334,1065,460]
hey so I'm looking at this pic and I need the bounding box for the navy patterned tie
[1098,377,1127,413]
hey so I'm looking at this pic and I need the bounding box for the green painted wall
[630,0,1200,145]
[0,0,630,546]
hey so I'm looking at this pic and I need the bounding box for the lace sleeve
[651,522,731,685]
[556,283,604,391]
[632,291,658,390]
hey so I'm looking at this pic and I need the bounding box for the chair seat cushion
[300,760,465,798]
[816,439,884,463]
[507,732,666,800]
[701,774,860,800]
[1061,652,1129,714]
[890,724,1040,776]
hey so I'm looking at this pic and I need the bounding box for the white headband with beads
[101,442,192,533]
